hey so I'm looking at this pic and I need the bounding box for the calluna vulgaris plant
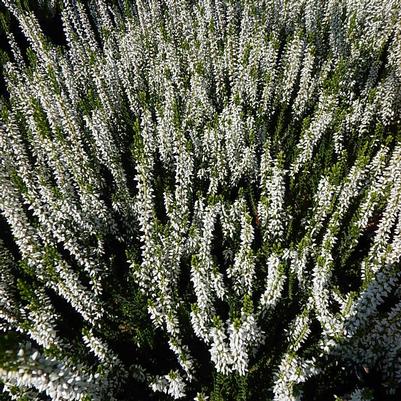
[0,0,400,400]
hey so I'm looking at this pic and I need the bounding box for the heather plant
[0,0,400,400]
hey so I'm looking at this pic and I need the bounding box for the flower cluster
[0,0,400,400]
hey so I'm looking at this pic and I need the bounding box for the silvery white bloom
[150,371,186,400]
[209,324,233,375]
[260,254,285,310]
[194,392,209,401]
[1,0,401,399]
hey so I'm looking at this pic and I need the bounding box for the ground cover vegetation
[0,0,400,400]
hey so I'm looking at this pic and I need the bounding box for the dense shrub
[0,1,400,400]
